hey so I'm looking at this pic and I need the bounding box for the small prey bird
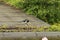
[22,19,29,24]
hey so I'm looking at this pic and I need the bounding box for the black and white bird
[22,19,29,24]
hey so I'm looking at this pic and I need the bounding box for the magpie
[22,19,29,24]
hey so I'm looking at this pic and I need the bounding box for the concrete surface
[0,32,60,38]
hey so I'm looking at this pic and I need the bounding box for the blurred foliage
[3,0,60,24]
[38,23,60,32]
